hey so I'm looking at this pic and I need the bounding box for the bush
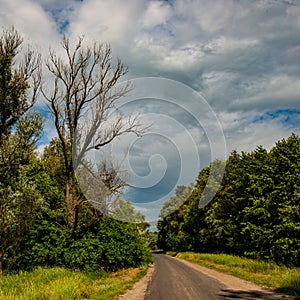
[15,217,152,272]
[14,220,69,271]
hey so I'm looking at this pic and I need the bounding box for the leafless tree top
[43,35,146,172]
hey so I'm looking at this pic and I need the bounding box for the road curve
[144,254,291,300]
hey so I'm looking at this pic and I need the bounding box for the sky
[1,0,300,224]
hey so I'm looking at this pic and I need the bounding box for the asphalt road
[144,254,226,300]
[144,254,290,300]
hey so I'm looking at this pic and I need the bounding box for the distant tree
[157,184,195,251]
[44,36,145,230]
[145,231,158,250]
[159,184,194,218]
[111,198,145,223]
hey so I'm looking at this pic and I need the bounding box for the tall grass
[172,252,300,299]
[0,266,148,300]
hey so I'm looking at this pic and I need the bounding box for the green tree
[13,140,152,273]
[157,134,300,267]
[0,27,40,140]
[157,184,195,251]
[268,134,300,265]
[159,184,194,218]
[0,27,42,275]
[0,113,43,275]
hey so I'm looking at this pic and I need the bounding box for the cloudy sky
[1,0,300,223]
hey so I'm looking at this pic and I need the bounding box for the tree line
[0,27,151,276]
[158,133,300,267]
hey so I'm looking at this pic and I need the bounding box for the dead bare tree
[43,36,145,230]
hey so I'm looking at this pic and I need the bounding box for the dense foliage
[0,27,42,275]
[1,134,152,274]
[158,134,300,267]
[15,217,151,272]
[0,28,151,275]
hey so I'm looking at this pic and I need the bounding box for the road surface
[144,254,291,300]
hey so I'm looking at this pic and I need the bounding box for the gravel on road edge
[119,264,154,300]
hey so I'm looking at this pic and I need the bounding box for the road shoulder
[171,256,293,299]
[119,264,154,300]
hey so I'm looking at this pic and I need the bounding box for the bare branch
[43,35,148,229]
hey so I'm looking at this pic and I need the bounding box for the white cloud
[0,0,60,51]
[69,0,144,45]
[2,0,300,221]
[142,1,172,28]
[229,74,300,111]
[228,119,294,153]
[217,110,297,154]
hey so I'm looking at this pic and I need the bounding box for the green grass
[169,252,300,299]
[0,266,148,300]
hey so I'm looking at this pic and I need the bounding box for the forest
[158,133,300,267]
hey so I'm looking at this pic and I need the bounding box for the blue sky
[1,0,300,223]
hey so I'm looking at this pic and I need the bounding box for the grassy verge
[168,252,300,299]
[0,265,148,300]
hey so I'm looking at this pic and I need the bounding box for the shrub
[15,217,152,272]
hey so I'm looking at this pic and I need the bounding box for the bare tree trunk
[65,173,76,230]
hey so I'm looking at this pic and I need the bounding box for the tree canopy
[158,133,300,267]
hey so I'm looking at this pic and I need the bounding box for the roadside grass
[0,265,148,300]
[168,252,300,299]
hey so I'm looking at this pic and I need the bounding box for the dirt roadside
[119,264,155,300]
[172,256,293,299]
